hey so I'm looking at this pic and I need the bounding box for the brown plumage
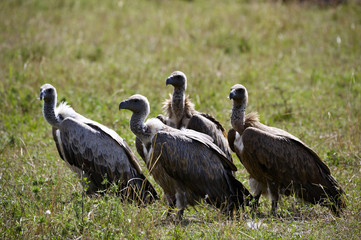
[163,96,226,136]
[40,84,158,204]
[162,94,196,127]
[119,94,252,220]
[160,71,232,161]
[228,84,345,216]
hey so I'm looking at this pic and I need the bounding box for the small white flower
[246,220,266,230]
[336,36,341,45]
[45,210,51,215]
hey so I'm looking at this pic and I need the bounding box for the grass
[1,0,360,238]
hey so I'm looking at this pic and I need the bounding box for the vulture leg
[251,193,261,212]
[271,201,278,217]
[249,193,262,219]
[176,209,185,222]
[165,210,174,221]
[165,206,185,222]
[165,194,177,221]
[224,203,236,219]
[174,192,188,221]
[268,181,280,216]
[249,178,263,214]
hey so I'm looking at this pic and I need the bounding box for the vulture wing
[254,124,332,176]
[187,113,233,163]
[57,118,157,200]
[59,118,138,180]
[197,113,226,135]
[178,128,237,171]
[150,130,238,202]
[227,128,237,153]
[240,127,344,208]
[83,119,144,175]
[52,127,64,160]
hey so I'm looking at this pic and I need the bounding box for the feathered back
[199,113,227,137]
[162,94,196,119]
[244,112,260,129]
[163,95,227,134]
[56,102,77,118]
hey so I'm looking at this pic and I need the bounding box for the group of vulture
[40,71,346,221]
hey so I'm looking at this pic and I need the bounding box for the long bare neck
[130,110,149,141]
[172,88,185,123]
[43,98,61,127]
[231,103,247,134]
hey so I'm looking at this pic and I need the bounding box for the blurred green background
[0,0,360,238]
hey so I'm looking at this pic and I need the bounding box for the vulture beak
[229,91,236,100]
[39,91,45,100]
[166,77,173,86]
[119,101,127,111]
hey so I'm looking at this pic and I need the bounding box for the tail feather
[227,173,253,208]
[234,178,253,207]
[298,175,345,216]
[323,175,346,216]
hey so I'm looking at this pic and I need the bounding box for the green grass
[1,0,360,238]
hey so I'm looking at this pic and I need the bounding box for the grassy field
[1,0,360,238]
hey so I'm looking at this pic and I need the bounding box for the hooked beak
[39,91,45,100]
[166,76,173,86]
[119,101,127,111]
[229,90,236,100]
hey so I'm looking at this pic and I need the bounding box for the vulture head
[229,84,248,107]
[166,71,187,90]
[40,84,57,103]
[119,94,150,116]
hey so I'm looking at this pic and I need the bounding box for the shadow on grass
[251,206,336,223]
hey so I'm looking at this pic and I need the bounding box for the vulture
[39,84,158,204]
[119,94,252,220]
[228,84,346,216]
[159,71,233,162]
